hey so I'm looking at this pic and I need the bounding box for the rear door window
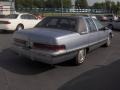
[86,18,97,33]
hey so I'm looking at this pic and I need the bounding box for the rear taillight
[33,43,66,51]
[0,21,11,24]
[14,38,26,44]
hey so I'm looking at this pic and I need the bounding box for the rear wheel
[75,49,86,65]
[16,24,24,31]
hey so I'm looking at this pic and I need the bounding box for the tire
[104,36,111,47]
[16,24,24,31]
[75,49,86,65]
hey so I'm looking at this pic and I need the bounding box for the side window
[28,15,37,20]
[93,19,103,30]
[21,14,37,20]
[86,18,97,32]
[78,18,87,33]
[21,15,28,19]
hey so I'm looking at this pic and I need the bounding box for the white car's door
[27,15,40,27]
[20,14,40,29]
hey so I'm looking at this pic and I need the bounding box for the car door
[113,19,120,29]
[27,15,40,27]
[85,18,99,46]
[21,14,39,29]
[20,14,32,29]
[93,19,108,43]
[77,17,90,47]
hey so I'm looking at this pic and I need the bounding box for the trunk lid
[14,28,76,45]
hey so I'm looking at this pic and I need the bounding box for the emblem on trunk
[25,41,33,49]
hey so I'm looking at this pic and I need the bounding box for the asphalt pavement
[0,31,120,90]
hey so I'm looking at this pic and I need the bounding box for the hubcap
[78,49,86,63]
[17,26,23,31]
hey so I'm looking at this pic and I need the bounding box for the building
[0,0,15,15]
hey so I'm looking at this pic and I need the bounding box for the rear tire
[16,24,24,31]
[75,49,86,65]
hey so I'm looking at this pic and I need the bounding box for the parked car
[0,13,41,31]
[12,16,113,65]
[100,14,118,21]
[108,17,120,30]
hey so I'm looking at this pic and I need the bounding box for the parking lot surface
[0,31,120,90]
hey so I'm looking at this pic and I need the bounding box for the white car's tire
[16,24,24,31]
[75,49,86,65]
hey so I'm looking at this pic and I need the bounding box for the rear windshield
[35,17,77,31]
[5,14,18,19]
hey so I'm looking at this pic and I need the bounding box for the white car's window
[5,14,18,19]
[86,18,97,32]
[21,15,28,19]
[21,14,37,20]
[27,15,37,20]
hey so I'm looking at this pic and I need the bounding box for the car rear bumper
[12,45,77,64]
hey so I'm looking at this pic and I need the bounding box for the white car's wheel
[16,25,24,31]
[75,49,86,65]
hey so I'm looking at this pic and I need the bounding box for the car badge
[26,41,33,49]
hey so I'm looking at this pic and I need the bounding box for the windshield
[5,14,18,19]
[35,17,77,31]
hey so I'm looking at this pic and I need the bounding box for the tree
[15,0,71,9]
[75,0,88,9]
[92,1,120,15]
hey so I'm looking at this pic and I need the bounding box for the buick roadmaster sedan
[12,16,113,65]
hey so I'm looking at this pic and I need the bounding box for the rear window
[35,17,77,31]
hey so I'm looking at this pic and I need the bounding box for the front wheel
[104,36,111,47]
[75,49,86,65]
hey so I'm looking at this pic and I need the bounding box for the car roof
[45,16,89,19]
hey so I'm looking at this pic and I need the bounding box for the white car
[0,13,41,31]
[108,18,120,30]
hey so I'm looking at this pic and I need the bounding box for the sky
[87,0,120,5]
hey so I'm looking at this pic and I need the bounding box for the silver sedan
[12,16,113,65]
